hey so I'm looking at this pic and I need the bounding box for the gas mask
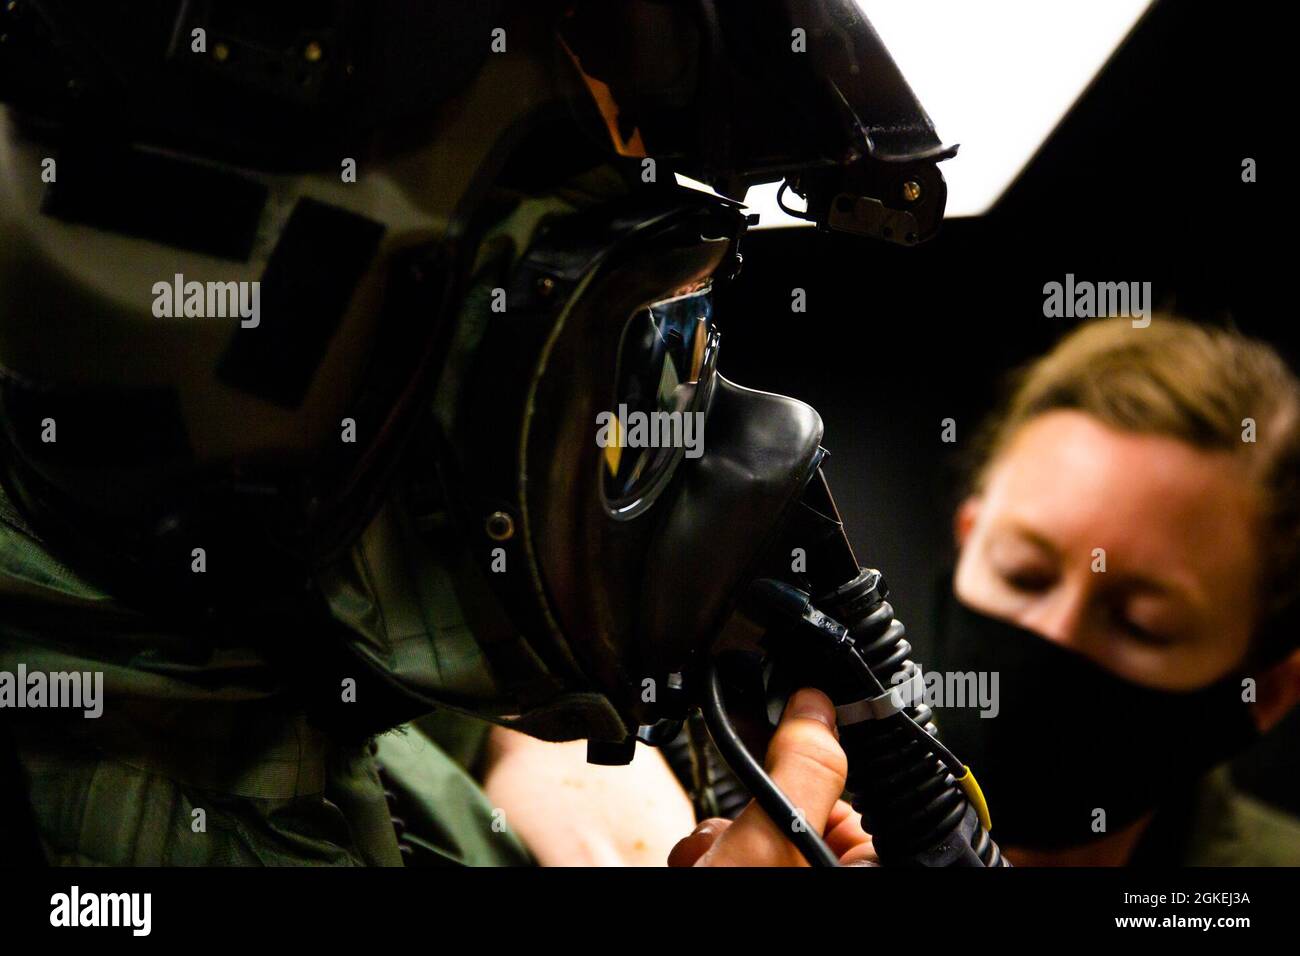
[0,1,955,760]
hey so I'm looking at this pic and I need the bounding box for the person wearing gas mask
[0,1,945,866]
[924,317,1300,866]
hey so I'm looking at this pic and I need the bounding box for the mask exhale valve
[706,468,1008,867]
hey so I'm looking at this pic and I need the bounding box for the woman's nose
[1021,583,1094,652]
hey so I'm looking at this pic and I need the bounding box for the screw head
[485,511,515,541]
[902,180,922,203]
[304,40,324,62]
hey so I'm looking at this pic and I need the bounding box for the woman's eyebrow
[998,523,1061,559]
[1115,571,1204,610]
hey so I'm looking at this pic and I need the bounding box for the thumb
[667,818,732,867]
[696,688,847,866]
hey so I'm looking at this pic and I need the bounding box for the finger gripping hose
[702,664,841,867]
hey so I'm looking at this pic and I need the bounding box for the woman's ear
[954,495,982,549]
[1253,648,1300,733]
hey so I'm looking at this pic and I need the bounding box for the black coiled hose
[818,571,1005,867]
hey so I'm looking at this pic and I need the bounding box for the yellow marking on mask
[604,414,623,476]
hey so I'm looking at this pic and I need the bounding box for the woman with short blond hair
[935,316,1300,864]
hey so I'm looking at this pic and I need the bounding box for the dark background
[716,0,1297,812]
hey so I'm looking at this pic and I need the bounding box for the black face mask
[928,580,1259,851]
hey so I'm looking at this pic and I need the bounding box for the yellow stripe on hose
[955,766,993,833]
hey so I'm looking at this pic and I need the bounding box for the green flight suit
[1133,764,1300,866]
[0,484,532,866]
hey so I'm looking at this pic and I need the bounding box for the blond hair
[971,318,1300,656]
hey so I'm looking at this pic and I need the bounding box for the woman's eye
[1001,568,1054,592]
[1118,618,1175,647]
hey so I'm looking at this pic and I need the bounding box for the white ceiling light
[745,0,1154,226]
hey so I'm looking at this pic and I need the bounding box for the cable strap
[835,664,924,726]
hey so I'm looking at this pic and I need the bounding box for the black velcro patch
[216,198,386,409]
[40,144,268,262]
[0,374,193,465]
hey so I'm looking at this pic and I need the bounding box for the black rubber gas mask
[414,191,825,745]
